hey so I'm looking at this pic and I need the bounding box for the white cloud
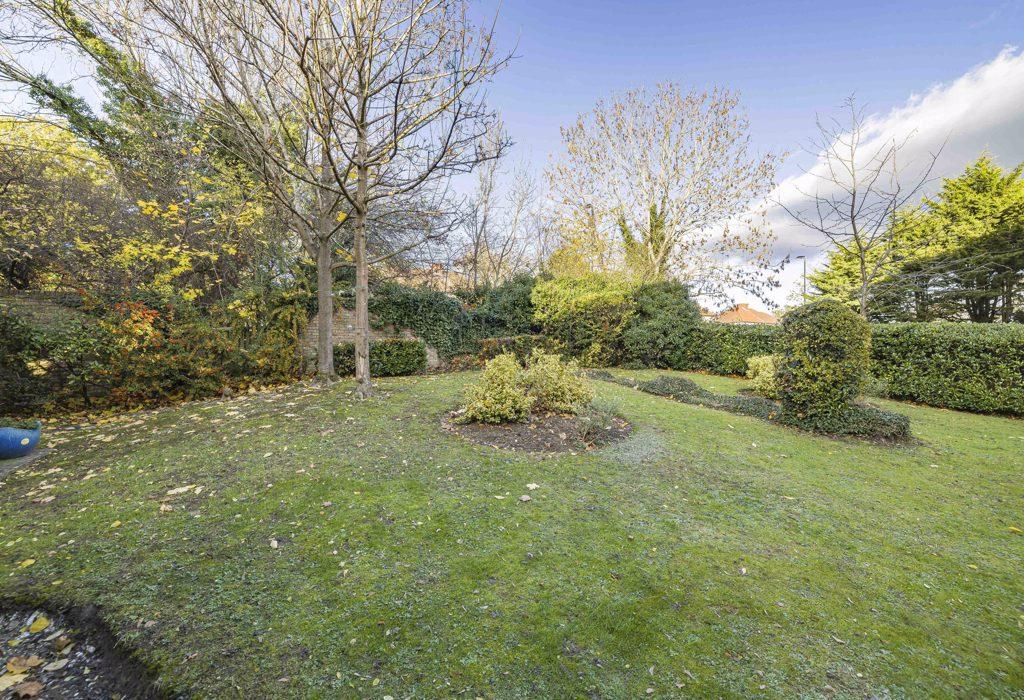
[759,46,1024,307]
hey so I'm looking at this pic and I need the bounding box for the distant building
[714,303,779,325]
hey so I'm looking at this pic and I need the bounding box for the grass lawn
[1,370,1022,698]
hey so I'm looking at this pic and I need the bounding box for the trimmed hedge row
[869,323,1024,416]
[677,324,779,375]
[670,321,1022,416]
[334,339,426,377]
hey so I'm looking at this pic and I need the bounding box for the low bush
[334,339,426,377]
[459,354,533,424]
[522,349,593,414]
[620,280,702,368]
[531,274,635,366]
[776,300,871,430]
[746,354,780,399]
[870,322,1024,416]
[779,403,911,441]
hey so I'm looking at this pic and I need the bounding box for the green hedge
[870,323,1024,416]
[334,339,426,377]
[673,323,779,375]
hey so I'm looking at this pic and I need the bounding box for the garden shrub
[522,349,593,414]
[870,322,1024,416]
[620,280,702,368]
[334,339,426,377]
[531,274,635,366]
[1,290,308,415]
[746,354,780,399]
[0,308,49,415]
[775,299,871,429]
[460,353,533,424]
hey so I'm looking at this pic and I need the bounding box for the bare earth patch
[0,605,161,699]
[443,410,631,453]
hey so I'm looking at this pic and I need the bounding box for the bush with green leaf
[869,322,1024,416]
[746,354,780,399]
[675,323,779,375]
[775,299,871,430]
[334,339,426,377]
[522,349,594,414]
[531,274,635,366]
[459,353,534,424]
[620,280,702,368]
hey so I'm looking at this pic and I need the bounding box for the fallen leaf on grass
[0,675,27,692]
[519,495,532,502]
[6,655,44,673]
[42,659,68,672]
[28,616,49,633]
[12,680,43,698]
[526,483,539,490]
[166,485,196,496]
[18,559,35,568]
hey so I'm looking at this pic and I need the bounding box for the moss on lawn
[0,371,1021,697]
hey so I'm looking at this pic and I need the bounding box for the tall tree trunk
[353,130,372,398]
[315,238,336,380]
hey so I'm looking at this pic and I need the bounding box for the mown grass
[1,370,1021,698]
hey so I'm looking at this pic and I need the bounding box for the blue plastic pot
[0,421,42,460]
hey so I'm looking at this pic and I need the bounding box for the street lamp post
[795,255,807,300]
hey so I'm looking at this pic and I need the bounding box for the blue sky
[470,1,1024,305]
[482,0,1022,176]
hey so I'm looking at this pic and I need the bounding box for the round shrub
[522,349,593,414]
[460,354,533,424]
[620,280,702,368]
[776,299,871,428]
[746,354,780,399]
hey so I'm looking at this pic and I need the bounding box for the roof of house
[715,303,779,325]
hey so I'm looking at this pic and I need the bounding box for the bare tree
[3,0,509,395]
[546,83,780,301]
[780,96,940,317]
[458,123,539,290]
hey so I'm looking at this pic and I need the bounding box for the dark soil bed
[444,410,631,453]
[0,604,164,699]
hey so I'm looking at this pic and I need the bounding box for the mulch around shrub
[443,411,631,454]
[0,605,164,699]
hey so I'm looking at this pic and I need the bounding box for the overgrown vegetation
[531,274,636,365]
